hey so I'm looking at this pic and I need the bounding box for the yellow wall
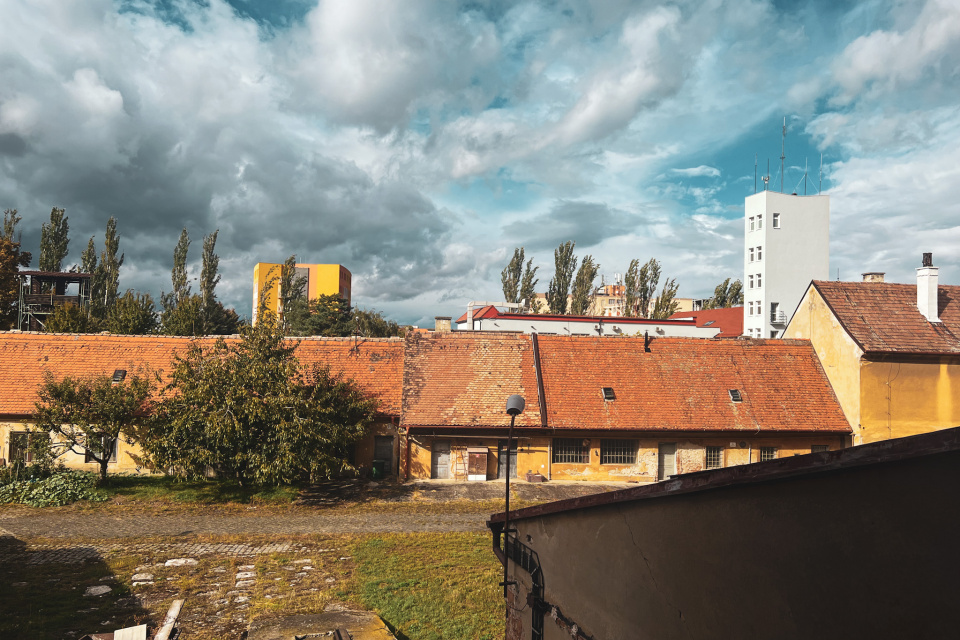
[252,262,352,324]
[859,359,960,443]
[402,434,846,482]
[784,285,864,442]
[1,422,149,474]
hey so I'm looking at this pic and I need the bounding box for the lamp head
[505,394,525,416]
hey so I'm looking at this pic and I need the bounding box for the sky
[1,0,959,326]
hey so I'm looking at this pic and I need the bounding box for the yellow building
[784,259,960,445]
[252,262,351,324]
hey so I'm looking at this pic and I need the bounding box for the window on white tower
[748,275,754,288]
[749,217,755,231]
[749,248,755,262]
[757,214,763,229]
[757,273,762,287]
[773,213,780,228]
[757,246,762,260]
[747,301,753,315]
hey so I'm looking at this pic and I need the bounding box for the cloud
[671,165,721,178]
[501,200,646,252]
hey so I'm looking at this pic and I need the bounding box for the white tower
[743,191,829,338]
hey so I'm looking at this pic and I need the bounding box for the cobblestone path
[0,510,488,539]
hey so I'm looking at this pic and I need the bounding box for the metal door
[498,440,518,479]
[432,440,450,479]
[658,442,677,480]
[374,436,394,476]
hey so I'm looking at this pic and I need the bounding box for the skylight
[728,389,742,402]
[602,387,616,400]
[112,369,127,383]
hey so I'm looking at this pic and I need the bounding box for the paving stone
[132,573,154,581]
[235,596,250,603]
[84,585,112,597]
[236,571,256,579]
[165,558,199,567]
[132,581,154,587]
[293,559,312,564]
[238,564,255,570]
[235,580,255,588]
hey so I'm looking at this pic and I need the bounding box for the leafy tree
[162,228,191,313]
[0,209,32,330]
[142,318,376,486]
[286,294,353,337]
[354,307,403,337]
[501,248,524,303]
[45,303,97,333]
[545,241,577,315]
[160,293,204,336]
[106,290,158,334]
[624,258,662,317]
[81,236,97,274]
[280,255,307,325]
[87,218,124,318]
[650,278,680,319]
[704,278,744,309]
[39,207,70,272]
[518,258,539,311]
[33,372,152,484]
[570,255,600,315]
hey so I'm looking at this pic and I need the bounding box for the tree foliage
[650,277,680,319]
[624,258,662,317]
[353,307,403,338]
[546,241,577,315]
[33,372,152,483]
[107,290,158,335]
[45,303,96,333]
[501,248,524,304]
[141,319,376,486]
[0,210,31,330]
[286,294,353,337]
[704,278,744,309]
[87,217,124,319]
[160,229,239,336]
[570,255,599,315]
[39,207,70,273]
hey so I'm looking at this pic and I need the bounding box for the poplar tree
[650,278,680,319]
[705,278,744,308]
[545,241,577,315]
[88,218,123,318]
[0,209,32,329]
[39,207,70,272]
[518,259,539,311]
[569,255,599,315]
[501,248,524,303]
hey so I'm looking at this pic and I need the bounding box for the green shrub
[0,471,109,507]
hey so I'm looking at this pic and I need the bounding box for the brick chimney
[434,316,452,332]
[861,272,885,283]
[917,253,941,323]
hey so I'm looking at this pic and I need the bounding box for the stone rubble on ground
[165,558,199,567]
[84,585,112,597]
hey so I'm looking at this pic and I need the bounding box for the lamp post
[501,394,525,600]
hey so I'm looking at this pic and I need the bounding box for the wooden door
[431,441,450,479]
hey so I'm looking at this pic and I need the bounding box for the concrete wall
[502,443,960,640]
[784,285,863,441]
[860,357,960,443]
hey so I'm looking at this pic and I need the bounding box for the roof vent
[601,387,616,401]
[112,369,127,383]
[728,389,743,403]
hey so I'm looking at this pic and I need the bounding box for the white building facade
[743,191,830,338]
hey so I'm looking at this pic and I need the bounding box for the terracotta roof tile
[537,336,849,433]
[813,281,960,354]
[401,331,542,428]
[0,333,402,418]
[669,307,744,337]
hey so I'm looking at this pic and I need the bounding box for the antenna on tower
[780,117,786,193]
[754,154,757,194]
[819,153,823,194]
[804,157,808,195]
[763,159,769,191]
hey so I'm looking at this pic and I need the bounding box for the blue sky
[1,0,958,325]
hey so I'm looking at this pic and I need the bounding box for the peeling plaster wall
[506,449,960,639]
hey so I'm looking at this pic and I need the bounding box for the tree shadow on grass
[0,533,151,638]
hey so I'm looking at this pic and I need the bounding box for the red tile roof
[669,307,744,337]
[0,333,402,418]
[536,336,849,433]
[812,281,960,354]
[454,305,505,323]
[402,331,543,428]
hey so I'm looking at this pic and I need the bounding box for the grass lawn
[100,475,300,505]
[0,532,505,640]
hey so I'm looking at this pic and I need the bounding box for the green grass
[343,533,504,640]
[101,475,299,505]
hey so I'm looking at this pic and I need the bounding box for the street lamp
[501,394,525,600]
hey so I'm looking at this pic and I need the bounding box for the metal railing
[770,310,786,324]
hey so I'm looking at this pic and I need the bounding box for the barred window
[760,447,777,462]
[600,439,637,465]
[811,445,829,453]
[552,438,589,464]
[705,446,723,469]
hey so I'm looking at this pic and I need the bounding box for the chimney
[917,253,941,323]
[861,272,885,283]
[434,316,452,332]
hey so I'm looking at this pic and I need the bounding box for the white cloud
[671,165,721,178]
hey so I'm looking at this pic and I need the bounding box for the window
[760,447,777,461]
[748,247,755,262]
[553,438,589,464]
[85,436,118,464]
[757,214,763,229]
[749,216,755,231]
[811,445,829,453]
[756,246,762,260]
[770,330,778,338]
[705,446,723,469]
[756,273,762,287]
[773,213,781,228]
[601,439,637,465]
[748,275,754,289]
[747,301,754,315]
[728,389,743,402]
[601,387,616,400]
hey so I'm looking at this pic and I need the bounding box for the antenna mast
[763,159,769,191]
[780,117,786,193]
[819,153,823,194]
[754,154,757,194]
[804,157,808,195]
